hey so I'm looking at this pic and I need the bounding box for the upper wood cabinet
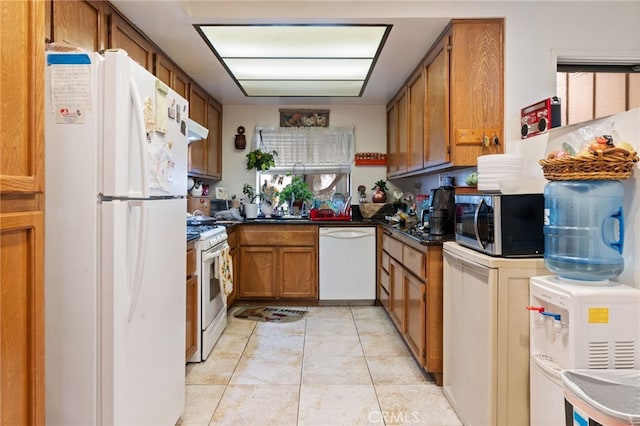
[107,11,153,72]
[407,69,426,172]
[1,1,46,423]
[396,90,408,175]
[424,36,449,168]
[387,18,504,178]
[206,98,222,180]
[154,51,175,88]
[173,68,190,100]
[447,19,504,165]
[49,0,106,51]
[48,0,224,180]
[386,103,398,176]
[188,83,209,175]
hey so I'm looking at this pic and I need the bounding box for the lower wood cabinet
[388,257,404,330]
[185,240,197,361]
[380,228,444,385]
[238,225,318,300]
[226,226,239,306]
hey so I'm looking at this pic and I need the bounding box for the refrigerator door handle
[130,76,150,199]
[128,200,149,321]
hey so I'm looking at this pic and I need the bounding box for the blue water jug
[544,180,625,281]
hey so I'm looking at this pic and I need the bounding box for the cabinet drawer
[382,233,403,261]
[381,251,390,272]
[380,268,389,293]
[378,282,389,309]
[403,245,426,279]
[240,225,317,246]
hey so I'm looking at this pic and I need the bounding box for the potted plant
[260,180,279,218]
[278,176,314,213]
[246,148,278,171]
[371,179,388,203]
[242,183,260,218]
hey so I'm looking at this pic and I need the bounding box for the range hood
[185,118,209,144]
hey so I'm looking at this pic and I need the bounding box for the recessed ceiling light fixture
[195,24,392,97]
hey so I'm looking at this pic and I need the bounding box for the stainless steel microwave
[454,193,545,257]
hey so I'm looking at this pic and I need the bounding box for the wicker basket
[359,202,385,218]
[539,147,639,181]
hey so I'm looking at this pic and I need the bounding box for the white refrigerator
[45,50,187,425]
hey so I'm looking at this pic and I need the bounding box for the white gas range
[186,222,229,362]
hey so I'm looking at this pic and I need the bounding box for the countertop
[214,216,454,246]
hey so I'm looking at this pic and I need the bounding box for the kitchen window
[556,64,640,125]
[253,126,354,201]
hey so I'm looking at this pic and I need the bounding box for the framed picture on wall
[279,109,330,127]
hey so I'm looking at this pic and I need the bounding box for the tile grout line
[352,306,388,426]
[207,309,257,425]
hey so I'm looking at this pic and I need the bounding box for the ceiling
[109,0,452,106]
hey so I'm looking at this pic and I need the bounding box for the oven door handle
[473,199,487,249]
[202,243,228,262]
[203,251,218,262]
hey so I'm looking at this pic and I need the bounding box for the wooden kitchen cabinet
[0,1,46,423]
[380,229,444,385]
[173,68,190,100]
[107,10,154,72]
[238,225,318,300]
[48,0,224,180]
[407,68,426,172]
[185,240,197,361]
[49,0,107,51]
[186,89,222,179]
[154,51,176,88]
[424,38,448,168]
[188,83,209,175]
[387,18,504,178]
[440,19,504,168]
[206,97,222,180]
[386,103,399,176]
[404,271,426,361]
[226,226,239,306]
[388,257,404,330]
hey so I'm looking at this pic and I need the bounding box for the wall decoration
[280,109,330,127]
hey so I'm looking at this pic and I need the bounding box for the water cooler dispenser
[528,275,640,426]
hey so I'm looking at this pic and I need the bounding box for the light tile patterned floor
[178,305,462,426]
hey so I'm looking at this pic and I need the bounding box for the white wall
[217,104,391,200]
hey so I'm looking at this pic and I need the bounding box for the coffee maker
[428,184,455,236]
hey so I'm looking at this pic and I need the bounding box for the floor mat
[233,306,308,323]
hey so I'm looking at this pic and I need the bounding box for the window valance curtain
[252,126,355,174]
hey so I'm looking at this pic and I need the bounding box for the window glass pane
[629,73,640,110]
[567,72,594,124]
[595,73,626,118]
[259,172,350,210]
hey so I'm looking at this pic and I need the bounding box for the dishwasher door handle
[320,229,375,239]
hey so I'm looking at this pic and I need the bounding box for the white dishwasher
[319,227,376,300]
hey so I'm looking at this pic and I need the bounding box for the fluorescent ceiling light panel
[241,80,364,97]
[195,24,391,97]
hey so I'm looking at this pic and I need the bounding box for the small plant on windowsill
[246,148,278,171]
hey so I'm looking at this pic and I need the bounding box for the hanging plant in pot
[246,148,278,171]
[371,179,388,203]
